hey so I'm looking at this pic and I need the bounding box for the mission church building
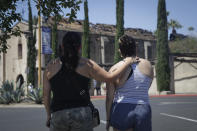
[0,18,156,90]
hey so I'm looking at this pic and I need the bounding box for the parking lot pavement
[150,96,197,131]
[93,95,197,131]
[0,95,197,131]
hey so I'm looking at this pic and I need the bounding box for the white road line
[160,113,197,123]
[100,120,107,124]
[100,120,114,131]
[159,102,197,105]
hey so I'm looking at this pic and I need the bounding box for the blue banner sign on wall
[42,27,52,54]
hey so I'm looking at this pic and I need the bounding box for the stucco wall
[148,59,197,95]
[0,53,3,84]
[148,66,159,95]
[174,58,197,93]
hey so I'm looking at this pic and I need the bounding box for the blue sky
[17,0,197,36]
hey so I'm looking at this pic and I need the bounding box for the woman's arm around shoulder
[76,57,136,83]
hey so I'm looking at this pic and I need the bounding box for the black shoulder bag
[87,99,100,128]
[72,75,100,128]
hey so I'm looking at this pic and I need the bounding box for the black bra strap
[127,67,133,80]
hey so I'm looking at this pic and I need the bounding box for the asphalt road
[0,96,197,131]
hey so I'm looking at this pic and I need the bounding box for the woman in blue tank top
[106,35,154,131]
[43,32,138,131]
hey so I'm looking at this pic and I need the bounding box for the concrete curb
[0,103,44,108]
[150,94,197,97]
[91,94,197,99]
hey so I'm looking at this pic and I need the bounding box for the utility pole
[38,0,41,87]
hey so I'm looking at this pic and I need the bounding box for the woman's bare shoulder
[45,58,62,80]
[76,57,91,78]
[138,58,153,79]
[139,58,152,67]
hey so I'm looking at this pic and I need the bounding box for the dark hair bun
[119,35,136,57]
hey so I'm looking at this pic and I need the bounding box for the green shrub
[0,81,14,104]
[0,80,14,93]
[0,92,13,104]
[169,37,197,53]
[27,85,43,104]
[0,80,25,104]
[12,80,25,103]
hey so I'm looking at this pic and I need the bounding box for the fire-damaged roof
[13,18,156,41]
[47,17,156,41]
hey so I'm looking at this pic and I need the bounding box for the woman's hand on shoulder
[123,56,140,64]
[44,58,62,80]
[75,57,92,78]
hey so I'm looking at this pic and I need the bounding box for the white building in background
[0,19,157,90]
[0,22,29,87]
[0,21,45,88]
[1,19,197,95]
[0,19,158,92]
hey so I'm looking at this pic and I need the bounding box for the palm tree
[168,19,182,33]
[188,26,194,31]
[166,11,170,17]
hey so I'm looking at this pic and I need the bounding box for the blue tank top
[113,64,152,104]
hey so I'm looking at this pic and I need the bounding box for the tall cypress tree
[156,0,170,92]
[51,16,58,59]
[32,16,37,86]
[33,16,38,48]
[82,0,90,58]
[82,0,92,90]
[114,0,124,63]
[27,0,36,87]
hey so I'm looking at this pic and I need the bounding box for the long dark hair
[59,32,81,71]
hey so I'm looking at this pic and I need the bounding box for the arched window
[16,74,24,88]
[18,44,22,59]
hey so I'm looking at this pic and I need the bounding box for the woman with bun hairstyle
[106,34,153,131]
